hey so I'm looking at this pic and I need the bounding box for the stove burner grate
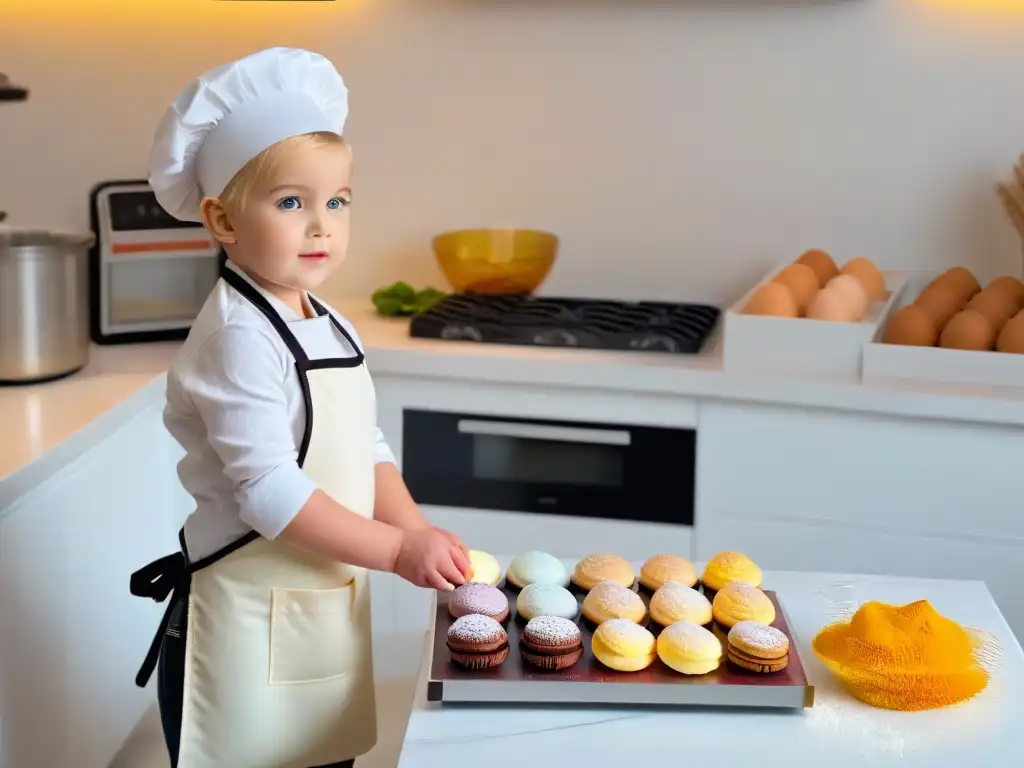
[409,294,720,354]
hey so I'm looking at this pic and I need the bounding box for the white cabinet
[0,402,190,768]
[696,401,1024,637]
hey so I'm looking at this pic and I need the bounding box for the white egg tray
[861,271,1024,391]
[723,261,909,380]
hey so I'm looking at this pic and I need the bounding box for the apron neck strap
[219,260,366,366]
[308,294,366,363]
[219,261,315,364]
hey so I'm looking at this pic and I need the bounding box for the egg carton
[861,268,1024,391]
[722,261,909,380]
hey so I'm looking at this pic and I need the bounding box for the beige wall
[2,0,1024,305]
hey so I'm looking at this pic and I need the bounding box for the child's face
[227,139,352,294]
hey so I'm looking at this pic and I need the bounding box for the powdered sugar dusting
[729,620,789,651]
[661,620,720,650]
[577,554,631,577]
[586,581,644,613]
[447,614,504,643]
[517,583,578,620]
[524,615,581,645]
[722,582,763,604]
[600,618,654,644]
[508,550,569,587]
[643,555,695,582]
[806,697,907,758]
[449,583,508,618]
[652,582,710,616]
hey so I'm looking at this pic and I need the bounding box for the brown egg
[939,310,995,351]
[840,257,886,302]
[984,276,1024,310]
[743,282,798,317]
[931,267,980,302]
[914,283,964,328]
[966,289,1016,331]
[796,249,840,288]
[882,305,938,346]
[807,286,856,322]
[996,312,1024,354]
[826,274,868,321]
[772,264,819,314]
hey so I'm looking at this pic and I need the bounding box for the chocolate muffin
[519,615,584,671]
[446,614,510,670]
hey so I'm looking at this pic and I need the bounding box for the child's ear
[200,197,237,245]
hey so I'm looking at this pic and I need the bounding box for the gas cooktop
[409,294,720,354]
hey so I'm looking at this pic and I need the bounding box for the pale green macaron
[506,550,570,590]
[516,583,579,621]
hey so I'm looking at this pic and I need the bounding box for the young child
[130,47,469,768]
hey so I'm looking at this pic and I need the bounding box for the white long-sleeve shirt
[164,260,395,561]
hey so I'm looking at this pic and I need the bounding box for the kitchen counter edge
[5,299,1024,502]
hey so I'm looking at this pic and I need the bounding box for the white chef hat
[148,47,349,222]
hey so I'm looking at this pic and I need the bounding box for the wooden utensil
[996,182,1024,240]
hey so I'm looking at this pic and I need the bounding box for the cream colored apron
[132,265,377,767]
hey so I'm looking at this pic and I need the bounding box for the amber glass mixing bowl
[432,228,558,295]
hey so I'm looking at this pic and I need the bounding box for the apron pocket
[269,585,355,685]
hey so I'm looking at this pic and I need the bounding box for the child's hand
[433,527,470,571]
[394,528,469,592]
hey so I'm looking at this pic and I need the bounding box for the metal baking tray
[427,581,814,709]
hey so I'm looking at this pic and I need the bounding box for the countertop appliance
[409,294,721,354]
[89,180,219,344]
[0,228,94,384]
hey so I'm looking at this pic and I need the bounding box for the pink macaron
[449,583,510,623]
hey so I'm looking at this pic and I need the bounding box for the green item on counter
[372,282,447,316]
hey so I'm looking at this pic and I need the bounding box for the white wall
[3,0,1024,307]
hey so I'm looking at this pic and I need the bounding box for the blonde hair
[218,131,350,213]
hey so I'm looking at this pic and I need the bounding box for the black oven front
[402,410,695,526]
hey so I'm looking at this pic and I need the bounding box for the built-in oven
[402,410,695,526]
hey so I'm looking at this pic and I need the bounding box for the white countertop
[343,301,1024,427]
[0,342,179,506]
[399,565,1024,767]
[5,297,1024,499]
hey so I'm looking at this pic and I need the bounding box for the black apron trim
[131,528,261,687]
[308,294,366,365]
[219,264,313,364]
[132,259,367,689]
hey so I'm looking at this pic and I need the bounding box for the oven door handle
[456,419,632,446]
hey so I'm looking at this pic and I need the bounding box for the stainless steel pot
[0,228,94,384]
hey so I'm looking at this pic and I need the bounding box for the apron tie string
[130,551,188,688]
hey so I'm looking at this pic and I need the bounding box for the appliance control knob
[631,334,679,353]
[440,325,482,342]
[533,329,578,347]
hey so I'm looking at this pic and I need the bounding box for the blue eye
[327,197,350,210]
[277,197,301,210]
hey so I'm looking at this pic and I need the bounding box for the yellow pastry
[701,551,763,593]
[571,553,635,591]
[467,550,501,587]
[712,582,776,629]
[582,580,646,625]
[591,618,657,672]
[657,620,723,675]
[639,554,698,591]
[649,581,712,628]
